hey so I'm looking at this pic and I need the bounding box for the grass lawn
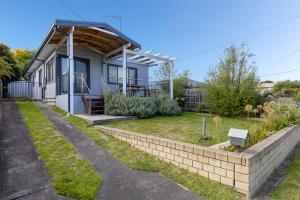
[269,145,300,200]
[17,101,102,200]
[104,112,254,146]
[51,105,243,200]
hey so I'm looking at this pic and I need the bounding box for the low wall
[97,125,300,198]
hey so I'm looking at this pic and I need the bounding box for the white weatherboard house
[25,19,175,115]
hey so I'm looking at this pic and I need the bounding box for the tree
[206,44,260,117]
[12,48,35,79]
[273,80,300,97]
[155,62,190,97]
[0,43,18,83]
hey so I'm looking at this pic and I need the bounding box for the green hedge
[104,92,181,118]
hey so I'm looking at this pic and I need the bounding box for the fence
[184,88,206,112]
[8,81,33,99]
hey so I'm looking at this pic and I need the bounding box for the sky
[1,0,300,82]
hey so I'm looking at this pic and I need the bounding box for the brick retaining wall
[97,125,300,198]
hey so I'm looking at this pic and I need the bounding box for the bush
[206,44,261,117]
[247,101,300,147]
[104,92,181,118]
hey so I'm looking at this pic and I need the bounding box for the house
[24,19,175,115]
[257,82,275,94]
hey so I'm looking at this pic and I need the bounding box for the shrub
[247,101,300,147]
[104,92,181,118]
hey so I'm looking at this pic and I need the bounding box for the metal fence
[8,81,33,99]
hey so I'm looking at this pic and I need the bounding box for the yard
[105,112,254,146]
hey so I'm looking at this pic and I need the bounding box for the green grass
[269,146,300,200]
[17,101,102,200]
[104,112,253,146]
[51,105,243,200]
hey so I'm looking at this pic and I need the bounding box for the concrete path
[0,102,69,200]
[36,102,202,200]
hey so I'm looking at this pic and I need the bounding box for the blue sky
[1,0,300,82]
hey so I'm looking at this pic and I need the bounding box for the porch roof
[25,19,141,76]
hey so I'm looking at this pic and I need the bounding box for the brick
[198,156,209,164]
[221,161,234,170]
[171,148,180,156]
[137,141,143,146]
[226,170,234,178]
[235,172,249,183]
[198,169,209,178]
[221,177,234,187]
[209,158,221,167]
[176,143,184,150]
[152,149,159,156]
[228,153,242,164]
[194,147,204,155]
[141,136,147,142]
[167,142,176,149]
[143,141,149,148]
[214,167,227,176]
[175,156,183,163]
[188,153,198,161]
[189,166,198,173]
[192,161,202,169]
[160,140,167,146]
[166,153,175,161]
[153,139,160,145]
[203,149,216,158]
[203,164,214,173]
[159,151,167,158]
[209,173,221,182]
[156,145,164,151]
[184,146,194,153]
[183,158,193,166]
[235,181,250,192]
[149,143,156,149]
[180,151,189,159]
[235,164,250,174]
[163,147,171,154]
[145,148,152,154]
[216,151,228,161]
[178,163,189,170]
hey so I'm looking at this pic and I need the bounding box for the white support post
[68,27,75,114]
[169,61,174,99]
[122,45,127,95]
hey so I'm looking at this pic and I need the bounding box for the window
[107,64,137,85]
[38,69,42,87]
[61,57,68,93]
[57,56,90,94]
[46,59,54,83]
[74,59,89,93]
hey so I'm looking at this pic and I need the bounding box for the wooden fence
[183,88,207,112]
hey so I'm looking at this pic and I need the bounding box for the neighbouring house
[257,82,275,94]
[24,19,175,115]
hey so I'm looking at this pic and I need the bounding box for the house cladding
[98,125,300,198]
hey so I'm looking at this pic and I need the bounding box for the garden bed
[97,124,300,198]
[104,112,254,146]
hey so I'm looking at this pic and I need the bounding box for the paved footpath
[0,102,69,200]
[36,102,202,200]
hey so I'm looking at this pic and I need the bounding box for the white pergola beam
[135,57,149,62]
[127,54,141,60]
[126,49,171,62]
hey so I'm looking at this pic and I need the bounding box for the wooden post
[122,45,127,95]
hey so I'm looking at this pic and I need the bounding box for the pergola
[103,44,176,98]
